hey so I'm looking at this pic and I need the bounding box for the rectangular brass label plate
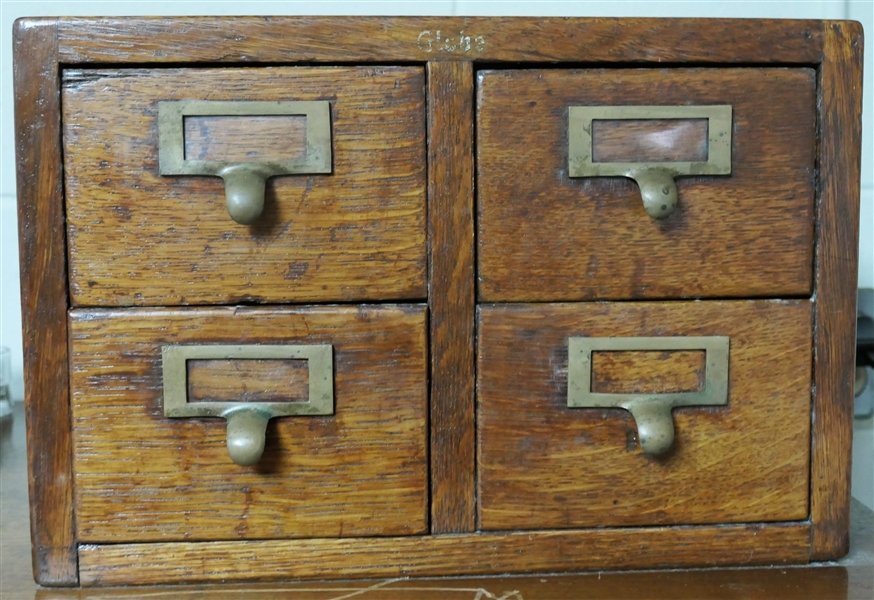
[568,336,729,409]
[162,344,334,419]
[568,105,732,178]
[158,100,332,177]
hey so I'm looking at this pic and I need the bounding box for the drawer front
[69,305,428,542]
[477,301,812,530]
[63,67,426,306]
[477,68,815,301]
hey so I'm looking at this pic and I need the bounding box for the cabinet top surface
[12,16,863,66]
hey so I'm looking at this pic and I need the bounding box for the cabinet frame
[14,17,862,586]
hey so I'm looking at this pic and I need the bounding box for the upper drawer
[62,67,427,306]
[477,68,816,302]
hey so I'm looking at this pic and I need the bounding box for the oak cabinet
[14,16,862,587]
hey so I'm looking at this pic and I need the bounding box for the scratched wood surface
[477,68,816,301]
[186,358,309,403]
[76,523,812,585]
[427,61,476,533]
[590,350,706,394]
[183,115,308,163]
[3,400,869,600]
[51,17,826,64]
[68,306,428,542]
[12,18,78,586]
[11,14,866,586]
[62,67,426,306]
[810,21,864,560]
[477,301,812,530]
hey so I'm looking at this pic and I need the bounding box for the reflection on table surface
[3,402,871,600]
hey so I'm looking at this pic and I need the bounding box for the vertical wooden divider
[427,61,476,533]
[13,18,79,585]
[810,20,864,560]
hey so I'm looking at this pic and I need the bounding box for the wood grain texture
[810,21,864,560]
[76,523,812,586]
[8,403,874,599]
[477,68,816,301]
[477,301,812,530]
[62,67,426,306]
[69,306,428,542]
[50,17,824,64]
[427,61,476,533]
[591,350,705,394]
[12,18,78,586]
[183,115,307,163]
[187,359,309,403]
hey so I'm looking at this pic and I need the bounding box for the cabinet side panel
[811,21,865,560]
[12,18,78,586]
[428,61,476,533]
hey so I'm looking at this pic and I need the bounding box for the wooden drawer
[477,68,816,302]
[62,67,427,306]
[477,300,812,530]
[69,305,428,541]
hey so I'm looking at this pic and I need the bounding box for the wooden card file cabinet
[14,17,863,587]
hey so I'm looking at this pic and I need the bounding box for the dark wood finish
[591,118,709,163]
[77,523,812,586]
[810,21,865,560]
[427,61,476,534]
[183,115,308,163]
[51,18,825,65]
[591,350,706,394]
[187,359,309,403]
[477,68,816,302]
[477,301,812,530]
[12,18,78,586]
[62,67,427,306]
[68,306,428,542]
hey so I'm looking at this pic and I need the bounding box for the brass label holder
[158,100,332,225]
[567,336,729,456]
[162,344,334,466]
[568,105,732,219]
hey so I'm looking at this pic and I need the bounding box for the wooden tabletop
[2,401,871,600]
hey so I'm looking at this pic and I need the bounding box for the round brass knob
[223,407,271,466]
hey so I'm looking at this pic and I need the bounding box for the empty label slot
[591,118,709,163]
[590,350,706,394]
[187,358,309,403]
[183,115,308,162]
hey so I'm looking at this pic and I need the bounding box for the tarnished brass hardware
[158,100,332,224]
[223,407,272,467]
[568,105,732,219]
[567,336,729,456]
[162,344,334,466]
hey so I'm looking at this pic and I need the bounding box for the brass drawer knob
[158,100,332,224]
[568,105,732,219]
[223,407,272,467]
[567,336,729,455]
[162,344,334,466]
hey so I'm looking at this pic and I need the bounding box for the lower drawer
[69,305,428,542]
[477,300,812,530]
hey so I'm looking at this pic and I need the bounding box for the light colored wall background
[1,1,871,509]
